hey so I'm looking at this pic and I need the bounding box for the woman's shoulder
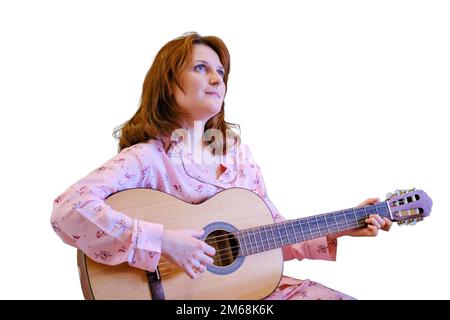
[117,139,167,163]
[120,139,165,153]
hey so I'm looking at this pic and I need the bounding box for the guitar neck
[236,201,391,256]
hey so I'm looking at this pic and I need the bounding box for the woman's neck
[180,120,221,165]
[182,120,205,152]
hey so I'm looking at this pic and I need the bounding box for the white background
[1,0,449,299]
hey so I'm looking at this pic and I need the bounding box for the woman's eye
[194,64,224,78]
[194,64,207,72]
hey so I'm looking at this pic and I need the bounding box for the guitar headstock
[386,188,432,225]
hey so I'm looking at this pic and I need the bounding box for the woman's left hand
[330,198,393,239]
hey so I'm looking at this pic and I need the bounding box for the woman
[51,32,392,300]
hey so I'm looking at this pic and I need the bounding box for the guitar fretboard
[236,202,391,256]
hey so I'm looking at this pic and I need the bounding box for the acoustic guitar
[77,187,432,300]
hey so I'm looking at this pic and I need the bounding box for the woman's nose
[209,72,223,85]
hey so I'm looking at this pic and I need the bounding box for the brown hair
[113,32,240,153]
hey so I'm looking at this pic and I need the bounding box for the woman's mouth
[205,92,220,98]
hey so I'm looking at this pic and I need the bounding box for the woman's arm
[50,143,164,272]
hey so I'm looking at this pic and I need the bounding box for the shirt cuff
[306,236,338,261]
[284,236,338,261]
[127,219,164,272]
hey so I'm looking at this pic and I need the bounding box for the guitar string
[155,207,387,268]
[155,218,369,271]
[185,205,387,245]
[156,217,408,276]
[156,221,350,277]
[156,212,392,276]
[185,205,385,247]
[155,205,390,272]
[155,221,370,277]
[155,205,394,277]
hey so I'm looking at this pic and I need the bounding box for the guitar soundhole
[205,230,239,267]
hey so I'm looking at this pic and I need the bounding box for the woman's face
[172,44,226,126]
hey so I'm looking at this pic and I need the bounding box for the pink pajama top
[51,139,338,298]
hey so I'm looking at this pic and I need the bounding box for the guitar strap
[145,267,166,300]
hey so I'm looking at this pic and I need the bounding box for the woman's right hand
[161,229,216,279]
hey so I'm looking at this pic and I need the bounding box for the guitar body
[77,188,283,300]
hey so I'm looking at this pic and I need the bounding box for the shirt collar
[168,141,239,187]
